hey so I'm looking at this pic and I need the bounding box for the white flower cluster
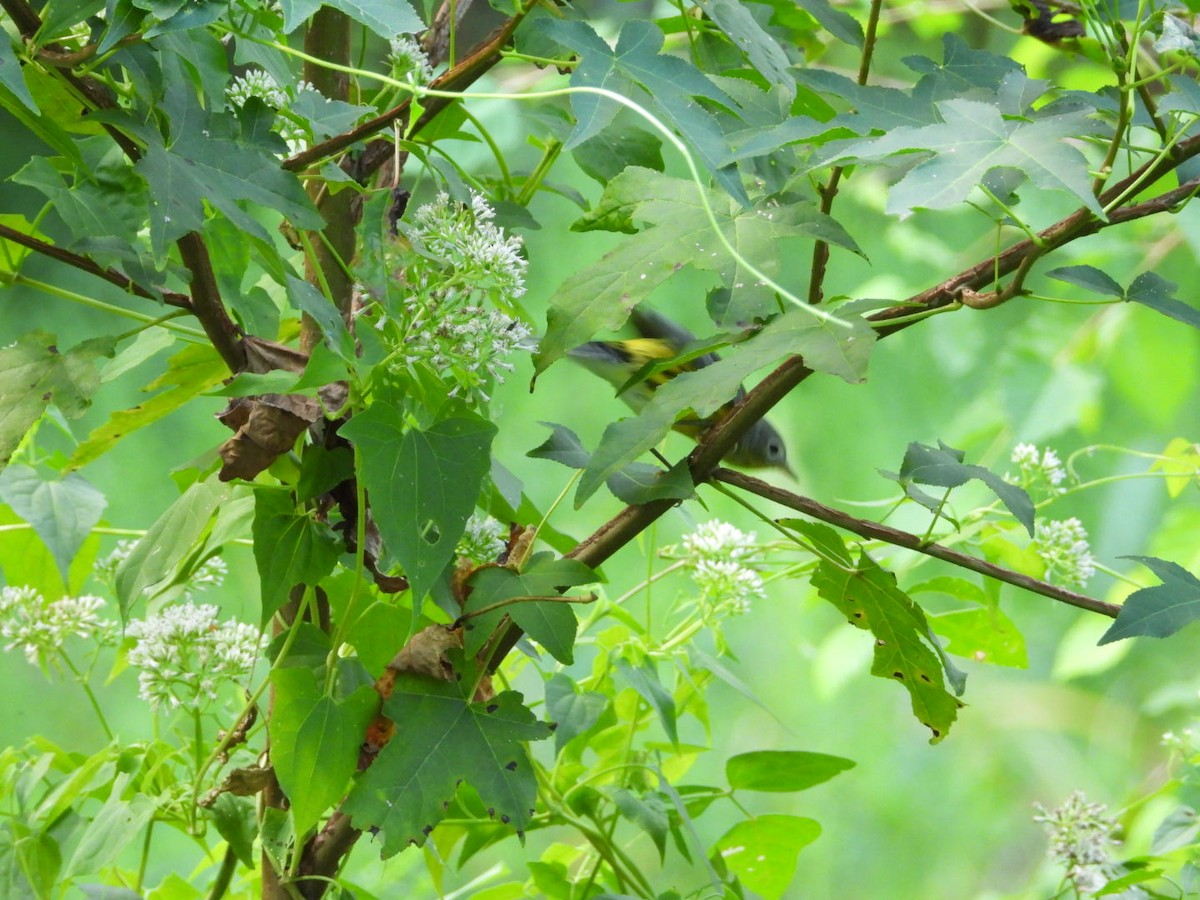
[456,513,507,565]
[96,541,226,598]
[374,191,533,400]
[225,70,314,155]
[388,35,434,85]
[1033,791,1120,895]
[411,192,528,301]
[1009,443,1068,496]
[126,603,262,710]
[0,585,111,666]
[1035,517,1096,587]
[671,521,764,618]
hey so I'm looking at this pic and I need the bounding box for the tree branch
[283,10,529,177]
[0,223,192,310]
[713,468,1121,618]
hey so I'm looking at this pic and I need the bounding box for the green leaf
[136,104,322,259]
[339,387,497,614]
[462,553,596,664]
[12,155,146,247]
[209,793,256,868]
[60,774,155,881]
[712,815,820,899]
[615,658,678,745]
[285,274,357,362]
[251,488,343,626]
[115,480,231,618]
[1099,556,1200,644]
[0,32,38,113]
[898,441,1035,536]
[0,333,115,471]
[1046,264,1124,298]
[343,678,551,856]
[280,0,422,36]
[1126,272,1200,331]
[544,673,608,753]
[693,0,797,97]
[0,467,106,585]
[825,99,1107,219]
[269,667,378,837]
[726,750,855,792]
[576,309,874,503]
[795,0,864,47]
[1151,437,1200,498]
[799,521,962,741]
[926,607,1029,667]
[69,343,228,471]
[571,124,665,185]
[608,787,670,858]
[537,168,862,371]
[527,422,693,505]
[540,20,747,203]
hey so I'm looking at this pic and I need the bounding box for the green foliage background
[2,0,1200,896]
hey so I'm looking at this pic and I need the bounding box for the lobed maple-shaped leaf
[343,677,551,856]
[536,167,861,373]
[539,19,748,203]
[801,522,962,742]
[821,98,1107,219]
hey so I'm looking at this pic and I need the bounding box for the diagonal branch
[0,222,192,310]
[713,468,1121,618]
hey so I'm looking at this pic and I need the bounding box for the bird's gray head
[726,418,791,473]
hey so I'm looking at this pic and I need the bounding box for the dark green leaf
[0,333,114,471]
[694,0,797,96]
[545,673,608,753]
[1126,272,1200,330]
[572,125,665,184]
[252,487,343,626]
[712,815,820,899]
[1047,264,1125,298]
[609,788,670,858]
[726,751,855,792]
[463,552,596,664]
[286,275,357,362]
[280,0,422,36]
[795,0,864,47]
[270,667,378,836]
[1099,556,1200,644]
[339,387,496,614]
[208,794,256,868]
[615,658,678,745]
[343,679,551,856]
[0,467,106,585]
[0,32,38,113]
[898,441,1034,536]
[541,20,747,204]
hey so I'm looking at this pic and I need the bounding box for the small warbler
[568,308,791,473]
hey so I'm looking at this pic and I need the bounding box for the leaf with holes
[343,677,551,856]
[799,521,962,742]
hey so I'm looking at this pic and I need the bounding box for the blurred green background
[2,4,1200,896]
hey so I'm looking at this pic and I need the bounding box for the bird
[567,308,792,473]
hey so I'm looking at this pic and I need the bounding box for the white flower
[457,513,507,565]
[1033,791,1120,895]
[95,539,136,584]
[388,35,434,85]
[692,559,764,617]
[1035,518,1096,587]
[680,521,759,565]
[126,604,262,710]
[1009,443,1067,495]
[409,192,527,301]
[0,586,112,665]
[226,70,288,109]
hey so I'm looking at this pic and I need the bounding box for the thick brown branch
[0,222,191,309]
[714,468,1121,618]
[177,234,245,371]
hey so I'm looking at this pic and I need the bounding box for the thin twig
[713,469,1121,618]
